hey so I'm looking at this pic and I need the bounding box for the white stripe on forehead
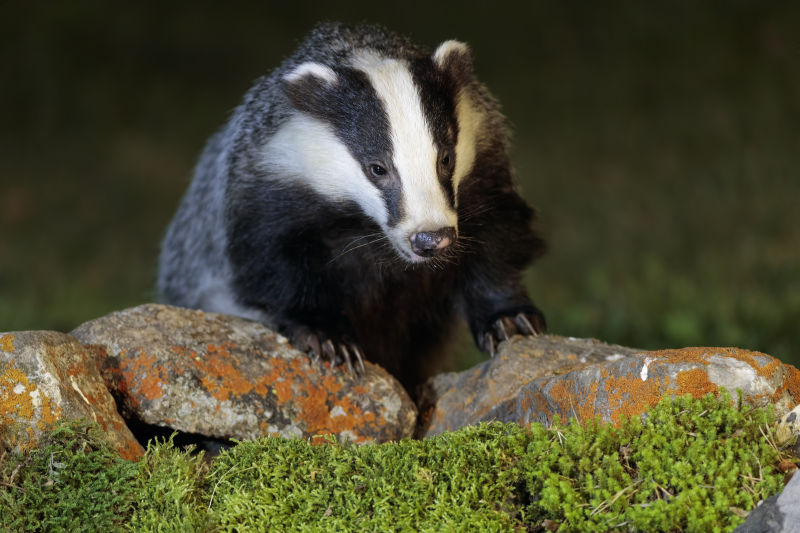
[350,50,457,232]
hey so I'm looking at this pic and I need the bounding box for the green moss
[0,419,139,532]
[126,438,213,532]
[206,424,528,532]
[521,390,786,531]
[0,392,792,532]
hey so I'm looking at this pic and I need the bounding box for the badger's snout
[409,227,456,257]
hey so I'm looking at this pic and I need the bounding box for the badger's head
[265,40,481,263]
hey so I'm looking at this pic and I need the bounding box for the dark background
[2,2,799,368]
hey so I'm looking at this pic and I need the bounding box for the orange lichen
[0,333,15,352]
[273,378,294,403]
[260,356,384,441]
[1,364,36,421]
[37,390,62,427]
[1,361,63,446]
[773,363,800,406]
[320,374,343,396]
[675,368,719,398]
[113,339,396,442]
[646,347,782,379]
[118,437,145,461]
[545,377,599,424]
[603,367,665,425]
[118,350,167,405]
[786,365,800,402]
[64,354,89,377]
[189,343,276,402]
[645,347,715,366]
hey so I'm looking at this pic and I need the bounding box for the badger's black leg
[456,161,547,357]
[460,281,547,357]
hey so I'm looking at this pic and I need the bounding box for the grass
[1,391,793,532]
[1,2,799,367]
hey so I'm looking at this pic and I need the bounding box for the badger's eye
[370,164,388,177]
[438,149,455,174]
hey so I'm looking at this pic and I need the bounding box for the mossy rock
[1,391,794,532]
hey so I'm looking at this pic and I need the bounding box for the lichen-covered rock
[416,335,638,436]
[420,335,800,437]
[0,331,143,460]
[71,304,417,443]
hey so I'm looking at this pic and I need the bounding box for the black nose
[409,227,456,257]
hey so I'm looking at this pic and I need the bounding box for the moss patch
[521,391,788,531]
[206,424,527,532]
[0,420,138,531]
[1,391,794,532]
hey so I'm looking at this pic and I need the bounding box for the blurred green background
[2,2,799,368]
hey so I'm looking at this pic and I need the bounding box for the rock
[775,404,800,458]
[419,335,800,437]
[734,472,800,533]
[71,304,417,444]
[0,331,143,460]
[417,335,638,436]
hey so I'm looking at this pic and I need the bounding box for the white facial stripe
[351,51,457,236]
[433,40,469,68]
[261,114,388,225]
[283,62,337,85]
[453,91,483,200]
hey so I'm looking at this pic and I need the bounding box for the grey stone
[0,331,143,460]
[735,473,800,533]
[72,303,417,444]
[419,335,800,437]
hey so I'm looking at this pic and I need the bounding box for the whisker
[327,233,389,265]
[458,205,493,221]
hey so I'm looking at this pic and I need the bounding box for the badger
[157,22,546,393]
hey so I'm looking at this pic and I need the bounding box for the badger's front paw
[479,308,546,357]
[288,326,366,375]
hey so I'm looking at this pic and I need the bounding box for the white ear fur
[283,62,337,85]
[433,40,470,68]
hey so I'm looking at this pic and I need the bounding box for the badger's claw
[322,339,336,362]
[515,311,546,336]
[289,326,365,376]
[349,343,367,374]
[339,343,354,374]
[481,308,546,357]
[486,332,496,358]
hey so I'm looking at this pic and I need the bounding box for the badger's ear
[282,62,338,114]
[432,40,473,85]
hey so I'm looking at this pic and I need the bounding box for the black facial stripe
[441,167,455,207]
[411,57,459,208]
[382,184,403,227]
[325,68,392,163]
[291,66,405,227]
